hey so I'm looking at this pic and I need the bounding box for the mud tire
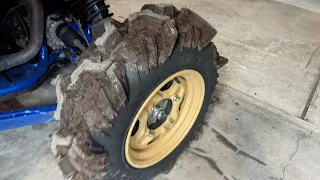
[51,4,219,180]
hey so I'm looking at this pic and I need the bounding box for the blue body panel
[0,104,57,131]
[86,24,93,43]
[0,45,49,97]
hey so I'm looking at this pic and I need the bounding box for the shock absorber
[68,0,113,24]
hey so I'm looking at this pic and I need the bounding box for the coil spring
[69,0,113,24]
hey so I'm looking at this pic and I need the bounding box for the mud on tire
[51,4,220,180]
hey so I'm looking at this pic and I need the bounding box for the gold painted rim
[125,69,205,169]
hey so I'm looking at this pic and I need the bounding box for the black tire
[51,4,219,180]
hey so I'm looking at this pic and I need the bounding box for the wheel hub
[148,99,173,129]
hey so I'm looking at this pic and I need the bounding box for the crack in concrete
[280,128,317,180]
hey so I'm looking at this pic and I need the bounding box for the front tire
[51,4,219,180]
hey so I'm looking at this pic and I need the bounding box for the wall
[276,0,320,13]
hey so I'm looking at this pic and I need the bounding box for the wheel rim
[125,69,205,169]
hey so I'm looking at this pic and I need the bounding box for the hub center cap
[148,99,172,129]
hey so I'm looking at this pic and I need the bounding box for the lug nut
[147,132,153,137]
[168,120,174,125]
[157,111,166,119]
[173,96,180,102]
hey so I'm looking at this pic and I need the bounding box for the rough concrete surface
[0,123,62,180]
[156,86,320,180]
[1,0,320,180]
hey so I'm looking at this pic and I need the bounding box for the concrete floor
[156,85,320,180]
[1,0,320,179]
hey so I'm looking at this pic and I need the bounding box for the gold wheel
[125,69,205,169]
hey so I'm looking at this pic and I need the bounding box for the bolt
[168,120,174,125]
[173,96,180,102]
[157,111,166,119]
[147,132,153,137]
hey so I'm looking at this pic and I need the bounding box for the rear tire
[51,4,219,180]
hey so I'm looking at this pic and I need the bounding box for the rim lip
[125,69,205,169]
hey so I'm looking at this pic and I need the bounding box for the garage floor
[1,0,320,179]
